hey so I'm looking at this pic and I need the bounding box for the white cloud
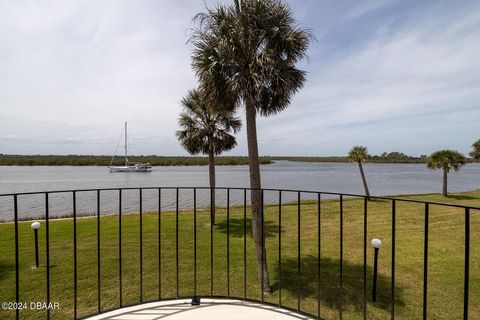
[0,0,206,154]
[262,0,480,155]
[0,0,479,156]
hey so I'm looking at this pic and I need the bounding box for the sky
[0,0,479,157]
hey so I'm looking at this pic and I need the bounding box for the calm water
[0,161,479,221]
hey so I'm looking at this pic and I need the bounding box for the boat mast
[124,122,128,166]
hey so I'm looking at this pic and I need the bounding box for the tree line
[275,152,432,163]
[276,152,479,163]
[0,155,272,166]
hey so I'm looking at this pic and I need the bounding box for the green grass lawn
[0,191,479,320]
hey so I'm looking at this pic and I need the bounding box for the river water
[0,161,478,221]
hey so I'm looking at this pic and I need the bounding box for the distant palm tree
[427,150,466,197]
[176,89,241,224]
[348,146,371,198]
[190,0,312,293]
[470,139,480,160]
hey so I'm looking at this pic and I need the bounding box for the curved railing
[0,187,478,319]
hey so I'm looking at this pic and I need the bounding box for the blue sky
[0,0,479,156]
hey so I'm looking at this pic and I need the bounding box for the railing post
[176,188,179,298]
[464,208,470,319]
[118,189,122,307]
[243,189,247,300]
[158,188,162,300]
[423,203,429,320]
[227,188,230,298]
[193,188,197,298]
[278,190,282,307]
[363,197,368,320]
[139,189,143,302]
[261,189,264,303]
[297,191,301,311]
[317,193,321,320]
[73,191,77,319]
[97,190,101,313]
[45,193,51,320]
[339,195,343,320]
[210,188,214,297]
[391,200,396,320]
[13,195,19,320]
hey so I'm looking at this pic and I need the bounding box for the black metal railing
[0,187,478,320]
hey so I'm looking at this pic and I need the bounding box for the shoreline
[0,155,273,166]
[2,155,478,166]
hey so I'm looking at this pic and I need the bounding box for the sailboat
[109,122,152,173]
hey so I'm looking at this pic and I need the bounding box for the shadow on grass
[0,260,15,281]
[271,255,405,311]
[446,194,479,200]
[215,218,282,238]
[362,197,393,204]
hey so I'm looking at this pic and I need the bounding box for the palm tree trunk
[443,168,448,197]
[208,150,216,225]
[245,95,270,293]
[358,162,370,198]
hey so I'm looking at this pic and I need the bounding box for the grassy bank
[0,191,479,319]
[0,155,272,166]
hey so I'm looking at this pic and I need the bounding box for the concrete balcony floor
[85,298,313,320]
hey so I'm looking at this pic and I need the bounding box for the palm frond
[190,0,312,117]
[469,139,480,160]
[426,150,466,172]
[177,88,241,156]
[348,146,370,163]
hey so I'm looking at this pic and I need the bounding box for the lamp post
[31,222,41,268]
[371,238,382,302]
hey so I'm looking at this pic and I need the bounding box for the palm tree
[348,146,371,198]
[190,0,312,292]
[176,89,241,224]
[427,150,466,196]
[470,139,480,160]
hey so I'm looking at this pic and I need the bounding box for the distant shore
[1,154,478,166]
[0,155,273,166]
[276,156,479,164]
